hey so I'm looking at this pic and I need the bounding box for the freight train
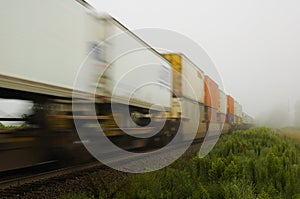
[0,0,254,172]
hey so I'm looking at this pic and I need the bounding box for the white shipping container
[242,112,254,124]
[177,98,200,141]
[234,101,243,117]
[239,104,243,117]
[0,0,107,97]
[163,54,204,103]
[181,55,204,103]
[218,90,227,114]
[103,19,172,109]
[0,0,172,110]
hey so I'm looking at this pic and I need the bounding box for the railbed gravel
[1,142,201,199]
[7,166,129,199]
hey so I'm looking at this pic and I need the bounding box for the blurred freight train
[0,0,254,172]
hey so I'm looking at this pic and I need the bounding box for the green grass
[62,127,300,199]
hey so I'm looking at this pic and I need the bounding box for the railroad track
[0,136,218,198]
[0,161,105,198]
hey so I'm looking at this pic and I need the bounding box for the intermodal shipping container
[196,104,207,139]
[234,100,243,118]
[218,112,226,123]
[0,0,107,98]
[234,115,241,124]
[218,90,227,114]
[162,54,204,103]
[105,19,172,110]
[227,95,234,115]
[204,76,219,108]
[206,107,218,122]
[0,0,173,111]
[178,98,201,141]
[242,113,254,124]
[231,114,235,123]
[226,114,234,124]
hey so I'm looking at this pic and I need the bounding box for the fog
[88,0,300,126]
[294,100,300,127]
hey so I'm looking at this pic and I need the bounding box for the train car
[0,0,110,171]
[234,100,243,124]
[0,0,252,172]
[103,19,172,111]
[242,112,255,129]
[0,0,173,171]
[204,76,222,134]
[219,90,230,133]
[1,0,104,99]
[162,54,205,140]
[226,95,235,124]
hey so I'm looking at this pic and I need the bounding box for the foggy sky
[87,0,300,124]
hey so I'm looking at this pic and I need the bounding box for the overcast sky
[87,0,300,124]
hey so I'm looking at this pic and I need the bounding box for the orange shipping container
[204,76,219,108]
[227,95,234,115]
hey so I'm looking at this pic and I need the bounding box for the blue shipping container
[226,114,234,124]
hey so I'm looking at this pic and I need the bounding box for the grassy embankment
[62,127,300,199]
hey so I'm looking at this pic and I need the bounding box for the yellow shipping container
[162,53,204,103]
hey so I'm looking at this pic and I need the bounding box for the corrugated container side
[234,101,238,116]
[243,113,254,124]
[231,114,235,123]
[226,114,234,124]
[207,122,222,134]
[163,54,182,97]
[179,98,200,141]
[171,98,206,123]
[199,104,206,123]
[234,100,243,118]
[196,104,207,139]
[0,0,106,97]
[204,76,219,108]
[234,116,242,124]
[227,95,234,115]
[181,56,204,103]
[163,54,204,103]
[206,107,218,122]
[104,19,172,109]
[218,112,226,123]
[218,90,227,114]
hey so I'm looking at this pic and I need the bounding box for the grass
[61,127,300,199]
[278,127,300,144]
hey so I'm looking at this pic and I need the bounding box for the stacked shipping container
[234,100,243,124]
[227,95,234,123]
[204,76,219,109]
[162,54,204,103]
[218,90,227,123]
[242,112,254,124]
[163,53,246,128]
[162,53,206,140]
[204,76,219,122]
